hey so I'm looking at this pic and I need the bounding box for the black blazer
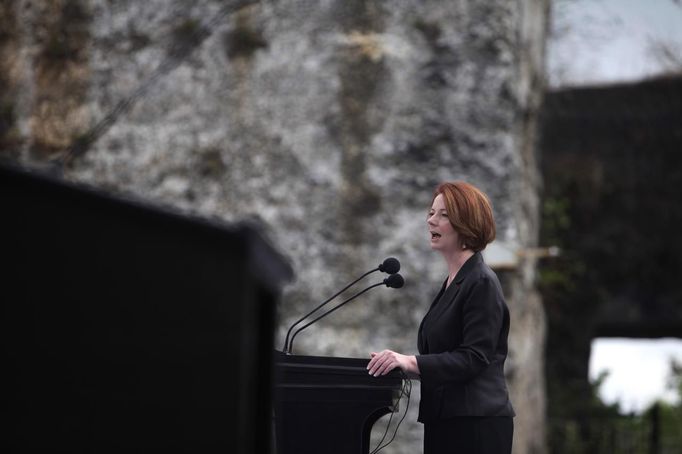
[416,252,515,423]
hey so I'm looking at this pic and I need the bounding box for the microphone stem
[282,268,378,353]
[288,282,383,354]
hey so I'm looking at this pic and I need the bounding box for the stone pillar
[507,1,550,453]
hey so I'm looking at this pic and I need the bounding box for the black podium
[1,163,292,453]
[273,351,404,454]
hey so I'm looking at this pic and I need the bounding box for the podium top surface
[274,351,404,388]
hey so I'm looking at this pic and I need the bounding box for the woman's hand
[367,349,420,377]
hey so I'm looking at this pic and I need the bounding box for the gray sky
[548,0,682,87]
[590,338,682,413]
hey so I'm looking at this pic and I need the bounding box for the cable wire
[370,370,412,454]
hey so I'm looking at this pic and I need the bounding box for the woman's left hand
[367,349,420,377]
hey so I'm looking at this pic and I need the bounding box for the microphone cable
[369,370,412,454]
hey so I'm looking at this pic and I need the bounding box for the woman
[367,181,515,454]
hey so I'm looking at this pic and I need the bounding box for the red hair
[431,182,496,252]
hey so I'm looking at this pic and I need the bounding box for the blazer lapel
[418,254,483,353]
[418,280,461,353]
[422,253,483,326]
[418,280,446,353]
[425,280,447,314]
[428,279,461,321]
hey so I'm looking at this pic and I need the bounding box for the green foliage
[541,196,571,242]
[541,189,642,453]
[548,358,682,453]
[654,359,682,452]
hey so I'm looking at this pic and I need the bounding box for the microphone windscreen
[384,273,404,288]
[378,257,400,274]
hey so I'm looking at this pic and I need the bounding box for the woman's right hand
[367,349,420,377]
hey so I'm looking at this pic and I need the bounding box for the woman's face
[427,193,461,253]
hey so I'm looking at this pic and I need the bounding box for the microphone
[282,258,400,353]
[378,257,400,274]
[287,273,405,354]
[384,273,405,289]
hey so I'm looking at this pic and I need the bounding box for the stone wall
[0,1,549,452]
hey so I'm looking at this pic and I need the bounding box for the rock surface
[1,1,549,452]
